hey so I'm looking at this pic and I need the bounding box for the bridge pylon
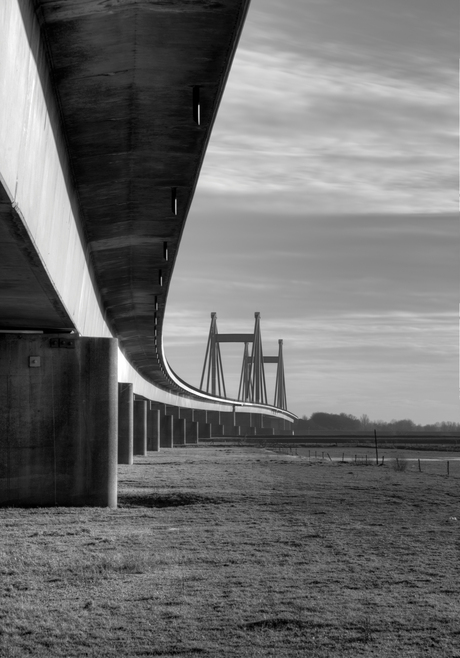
[199,312,287,410]
[199,312,227,397]
[274,340,287,410]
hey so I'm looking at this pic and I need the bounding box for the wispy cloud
[197,0,456,217]
[200,47,455,214]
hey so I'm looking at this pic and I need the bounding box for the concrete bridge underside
[0,0,296,506]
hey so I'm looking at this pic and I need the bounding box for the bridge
[0,0,297,507]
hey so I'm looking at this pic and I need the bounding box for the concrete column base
[186,420,199,444]
[211,424,224,437]
[133,399,147,456]
[0,334,118,507]
[174,418,186,445]
[198,422,211,439]
[207,411,220,426]
[223,425,240,437]
[161,414,174,448]
[256,427,274,436]
[147,406,160,452]
[193,410,207,424]
[118,383,133,465]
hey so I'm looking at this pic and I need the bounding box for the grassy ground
[293,446,460,477]
[1,446,459,657]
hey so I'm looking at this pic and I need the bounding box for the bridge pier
[0,334,117,507]
[236,412,256,436]
[147,404,160,452]
[161,414,174,448]
[177,410,199,444]
[198,422,212,439]
[118,383,133,465]
[133,399,147,456]
[186,420,199,444]
[223,425,240,437]
[174,417,186,445]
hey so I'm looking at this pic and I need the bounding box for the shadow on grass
[118,492,228,508]
[243,617,314,632]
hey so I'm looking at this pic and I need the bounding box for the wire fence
[269,445,460,479]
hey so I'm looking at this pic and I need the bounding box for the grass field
[1,446,459,657]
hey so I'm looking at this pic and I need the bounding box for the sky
[163,0,458,424]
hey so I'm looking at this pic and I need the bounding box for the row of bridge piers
[0,334,294,508]
[119,384,294,464]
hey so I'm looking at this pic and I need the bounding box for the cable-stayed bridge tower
[200,313,288,410]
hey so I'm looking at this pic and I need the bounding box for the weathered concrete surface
[174,418,186,446]
[198,422,212,439]
[133,399,147,456]
[161,414,174,448]
[147,405,160,452]
[118,382,133,465]
[0,334,117,506]
[186,420,199,444]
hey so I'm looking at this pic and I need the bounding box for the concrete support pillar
[207,410,220,425]
[193,410,207,424]
[0,334,117,507]
[179,408,193,421]
[133,400,147,456]
[256,427,274,435]
[244,426,257,436]
[228,426,241,436]
[166,405,180,418]
[236,412,252,428]
[220,410,236,427]
[118,383,133,465]
[252,413,263,428]
[152,402,167,416]
[186,420,199,444]
[161,414,174,448]
[269,418,283,433]
[174,417,186,445]
[147,405,160,452]
[198,422,212,439]
[211,424,224,437]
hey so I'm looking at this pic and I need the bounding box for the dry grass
[0,446,459,657]
[393,457,409,472]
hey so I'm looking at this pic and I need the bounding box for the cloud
[195,0,456,215]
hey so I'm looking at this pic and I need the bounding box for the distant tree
[359,413,370,429]
[309,412,361,431]
[391,419,416,433]
[300,413,459,435]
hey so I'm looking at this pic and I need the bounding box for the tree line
[298,412,460,434]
